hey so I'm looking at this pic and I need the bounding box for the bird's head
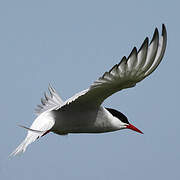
[106,108,143,134]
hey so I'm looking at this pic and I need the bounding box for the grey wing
[35,84,64,115]
[58,24,167,110]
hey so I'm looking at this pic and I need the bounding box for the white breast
[52,106,122,134]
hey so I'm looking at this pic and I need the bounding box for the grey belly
[51,107,113,134]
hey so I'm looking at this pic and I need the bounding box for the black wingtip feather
[138,37,149,53]
[150,28,159,44]
[127,47,137,59]
[118,56,127,66]
[162,24,167,37]
[109,64,118,73]
[44,92,48,101]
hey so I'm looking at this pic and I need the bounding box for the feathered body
[52,106,125,134]
[10,24,167,156]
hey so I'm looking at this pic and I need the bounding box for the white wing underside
[56,24,167,110]
[34,25,167,112]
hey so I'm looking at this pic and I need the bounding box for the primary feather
[57,24,167,110]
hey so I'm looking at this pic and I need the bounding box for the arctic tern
[11,24,167,156]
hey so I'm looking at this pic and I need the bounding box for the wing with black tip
[58,24,167,109]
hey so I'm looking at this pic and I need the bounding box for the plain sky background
[0,0,179,179]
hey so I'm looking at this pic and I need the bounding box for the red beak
[126,124,143,134]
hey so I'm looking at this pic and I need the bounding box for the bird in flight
[11,24,167,156]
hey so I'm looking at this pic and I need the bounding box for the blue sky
[0,0,179,179]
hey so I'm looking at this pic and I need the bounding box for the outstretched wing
[58,24,167,110]
[35,84,64,115]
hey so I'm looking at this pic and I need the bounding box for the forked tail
[10,111,55,156]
